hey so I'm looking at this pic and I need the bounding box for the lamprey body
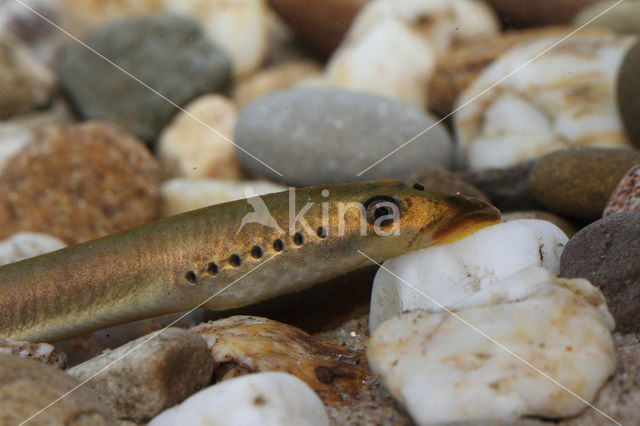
[0,181,499,342]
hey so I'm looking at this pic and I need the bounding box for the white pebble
[370,219,568,332]
[149,372,329,426]
[0,232,66,266]
[368,267,616,424]
[160,178,286,217]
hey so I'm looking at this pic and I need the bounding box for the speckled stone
[617,39,640,149]
[57,14,231,142]
[560,210,640,332]
[529,148,640,221]
[234,87,452,185]
[0,122,160,244]
[603,164,640,217]
[0,354,113,425]
[67,328,214,424]
[0,338,66,369]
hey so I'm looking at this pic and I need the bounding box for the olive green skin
[0,181,499,342]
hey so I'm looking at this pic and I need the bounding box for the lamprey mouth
[431,196,501,245]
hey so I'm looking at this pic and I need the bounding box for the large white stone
[149,372,329,426]
[159,178,286,217]
[0,232,66,266]
[370,219,568,332]
[325,0,498,108]
[454,31,635,170]
[163,0,268,77]
[368,267,616,424]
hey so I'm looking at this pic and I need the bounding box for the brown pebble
[0,121,160,244]
[0,338,66,369]
[604,164,640,217]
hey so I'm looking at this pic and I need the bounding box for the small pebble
[157,94,244,180]
[57,14,231,142]
[165,0,268,77]
[455,31,634,170]
[0,232,65,266]
[560,210,640,332]
[233,59,322,107]
[368,267,616,424]
[0,338,66,369]
[268,0,366,57]
[234,87,452,185]
[0,34,56,119]
[370,219,568,332]
[617,38,640,149]
[0,354,113,425]
[326,0,499,108]
[0,122,160,244]
[149,372,329,426]
[574,0,640,34]
[193,316,369,407]
[160,178,286,217]
[529,148,640,221]
[67,328,214,424]
[603,164,640,217]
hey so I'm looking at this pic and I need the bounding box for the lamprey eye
[363,196,401,227]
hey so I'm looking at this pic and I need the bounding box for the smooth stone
[0,123,36,175]
[149,372,329,426]
[234,88,452,185]
[157,94,244,180]
[192,316,369,407]
[0,338,66,369]
[484,0,599,26]
[0,35,55,119]
[0,0,65,65]
[560,210,640,332]
[57,14,231,142]
[0,354,113,424]
[268,0,366,57]
[0,122,160,244]
[325,0,499,108]
[160,178,286,217]
[603,164,640,216]
[501,211,577,238]
[164,0,268,76]
[529,148,640,221]
[454,31,634,170]
[0,232,65,266]
[574,0,640,34]
[407,165,489,201]
[368,267,616,424]
[67,328,214,424]
[233,59,322,107]
[617,38,640,149]
[370,219,568,332]
[456,162,542,211]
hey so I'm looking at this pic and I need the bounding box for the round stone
[57,14,231,142]
[529,148,640,221]
[560,210,640,333]
[617,39,640,149]
[234,87,453,186]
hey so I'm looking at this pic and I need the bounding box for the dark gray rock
[560,210,640,333]
[234,88,452,186]
[57,14,231,142]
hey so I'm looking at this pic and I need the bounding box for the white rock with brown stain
[603,164,640,217]
[67,328,214,424]
[0,232,66,266]
[164,0,268,76]
[0,338,66,369]
[149,372,329,426]
[454,31,634,170]
[325,0,498,108]
[370,219,568,332]
[157,94,244,180]
[159,178,286,217]
[368,267,616,424]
